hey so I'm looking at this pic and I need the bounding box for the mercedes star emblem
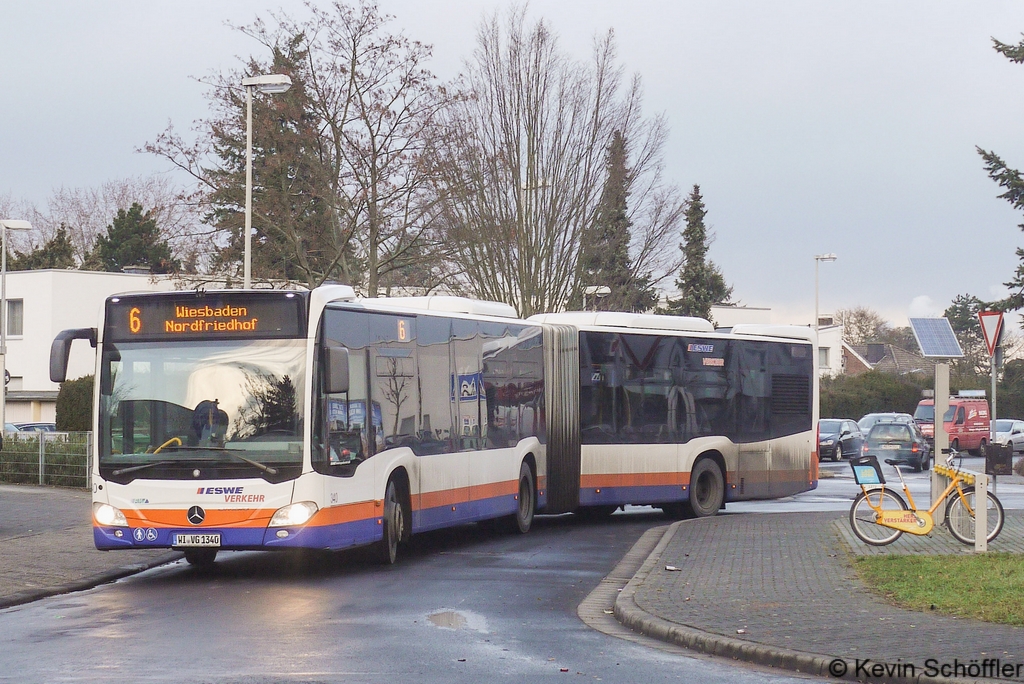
[187,506,206,525]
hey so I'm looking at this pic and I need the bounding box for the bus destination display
[105,293,306,341]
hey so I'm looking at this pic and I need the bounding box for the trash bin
[985,442,1013,476]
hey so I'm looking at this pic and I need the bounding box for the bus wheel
[184,549,217,568]
[508,461,535,534]
[685,458,724,518]
[375,478,406,565]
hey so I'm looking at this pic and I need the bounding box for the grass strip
[854,553,1024,626]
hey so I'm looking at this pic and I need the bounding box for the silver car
[993,419,1024,454]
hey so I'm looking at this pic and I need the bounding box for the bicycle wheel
[945,486,1004,545]
[849,488,908,546]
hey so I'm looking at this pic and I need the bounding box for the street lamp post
[0,219,32,436]
[814,252,838,364]
[240,74,292,289]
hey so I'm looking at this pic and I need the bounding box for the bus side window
[314,309,370,477]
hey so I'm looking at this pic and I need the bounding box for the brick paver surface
[0,484,177,605]
[631,511,1024,680]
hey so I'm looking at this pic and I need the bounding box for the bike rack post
[975,472,988,553]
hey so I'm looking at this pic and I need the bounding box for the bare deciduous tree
[434,8,680,316]
[146,0,452,294]
[837,306,892,346]
[5,177,202,270]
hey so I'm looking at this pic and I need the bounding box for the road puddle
[428,610,467,629]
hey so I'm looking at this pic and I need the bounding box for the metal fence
[0,432,91,489]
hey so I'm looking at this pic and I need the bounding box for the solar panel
[909,318,964,358]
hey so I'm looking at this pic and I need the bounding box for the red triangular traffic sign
[978,310,1004,357]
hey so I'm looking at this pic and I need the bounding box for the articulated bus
[529,313,817,518]
[50,286,816,566]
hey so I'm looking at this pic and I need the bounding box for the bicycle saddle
[883,459,900,466]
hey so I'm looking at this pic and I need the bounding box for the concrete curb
[612,521,967,684]
[0,551,182,610]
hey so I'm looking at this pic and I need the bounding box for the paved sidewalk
[615,510,1024,683]
[0,484,179,608]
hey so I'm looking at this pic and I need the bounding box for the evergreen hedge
[55,375,93,432]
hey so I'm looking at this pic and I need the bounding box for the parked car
[914,397,990,454]
[818,419,864,461]
[858,412,916,433]
[3,422,17,433]
[863,421,932,472]
[859,413,930,447]
[993,419,1024,455]
[12,422,57,432]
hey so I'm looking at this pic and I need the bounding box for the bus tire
[375,477,406,565]
[507,461,535,534]
[685,458,724,518]
[184,548,217,568]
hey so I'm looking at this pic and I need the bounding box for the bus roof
[527,311,714,332]
[356,296,518,318]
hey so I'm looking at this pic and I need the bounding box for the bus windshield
[99,338,306,483]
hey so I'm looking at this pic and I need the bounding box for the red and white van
[913,396,990,454]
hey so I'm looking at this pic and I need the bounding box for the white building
[3,270,183,423]
[710,304,771,327]
[816,323,845,377]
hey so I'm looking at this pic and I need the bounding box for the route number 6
[129,307,142,334]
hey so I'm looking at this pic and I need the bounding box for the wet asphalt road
[0,511,812,684]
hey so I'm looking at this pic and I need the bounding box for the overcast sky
[4,0,1024,327]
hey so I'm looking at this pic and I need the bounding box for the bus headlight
[269,501,319,527]
[93,502,128,527]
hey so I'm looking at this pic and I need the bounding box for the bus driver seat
[191,399,229,446]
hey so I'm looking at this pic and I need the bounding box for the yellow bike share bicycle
[849,450,1004,546]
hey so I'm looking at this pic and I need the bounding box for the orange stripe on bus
[413,479,519,512]
[415,487,472,510]
[121,509,272,528]
[471,480,519,500]
[306,501,379,527]
[580,472,689,488]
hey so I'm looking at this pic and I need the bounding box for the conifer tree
[979,35,1024,311]
[9,224,77,270]
[88,203,179,274]
[663,185,732,321]
[578,131,657,312]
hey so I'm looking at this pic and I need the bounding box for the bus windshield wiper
[111,460,176,476]
[165,446,279,475]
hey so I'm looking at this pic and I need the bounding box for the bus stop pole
[932,362,949,525]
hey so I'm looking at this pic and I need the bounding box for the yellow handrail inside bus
[153,437,182,454]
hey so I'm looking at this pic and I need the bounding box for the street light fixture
[0,219,32,436]
[814,253,838,366]
[241,74,292,289]
[583,285,611,311]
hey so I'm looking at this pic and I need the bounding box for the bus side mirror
[325,346,349,394]
[49,328,97,383]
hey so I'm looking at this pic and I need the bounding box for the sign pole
[979,310,1004,498]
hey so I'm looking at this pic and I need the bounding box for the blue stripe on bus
[94,520,382,552]
[579,484,688,507]
[413,493,520,532]
[94,488,549,553]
